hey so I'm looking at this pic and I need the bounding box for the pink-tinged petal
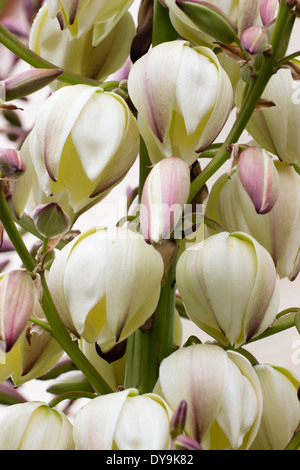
[238,147,279,214]
[159,344,227,443]
[241,26,269,55]
[259,0,279,25]
[3,69,63,102]
[128,41,185,143]
[0,148,24,179]
[238,0,260,33]
[140,157,190,243]
[0,270,35,351]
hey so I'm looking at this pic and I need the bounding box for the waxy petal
[140,157,190,242]
[238,147,279,214]
[0,401,74,450]
[0,270,35,352]
[159,344,227,443]
[241,25,269,55]
[259,0,279,25]
[252,364,300,450]
[73,388,137,450]
[128,40,185,143]
[35,84,100,182]
[114,395,170,450]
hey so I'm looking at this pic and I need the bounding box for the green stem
[0,190,35,271]
[29,316,52,333]
[125,255,178,393]
[152,0,179,47]
[124,6,180,391]
[188,1,295,202]
[48,391,97,408]
[0,0,9,16]
[40,273,113,395]
[247,312,298,344]
[0,24,117,90]
[285,425,300,450]
[0,189,113,395]
[138,136,152,203]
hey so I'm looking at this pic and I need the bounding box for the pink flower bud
[241,25,269,55]
[3,69,63,101]
[259,0,279,25]
[238,147,279,214]
[0,148,24,179]
[0,270,35,352]
[140,157,190,243]
[170,400,187,438]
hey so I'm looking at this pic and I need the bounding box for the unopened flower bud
[170,400,187,439]
[175,0,238,44]
[33,202,71,239]
[73,388,172,450]
[2,68,63,102]
[163,0,260,46]
[241,25,269,55]
[251,364,300,450]
[157,344,263,450]
[0,401,74,449]
[259,0,279,25]
[238,147,279,214]
[176,231,279,347]
[205,160,300,280]
[0,148,24,180]
[140,157,190,243]
[0,270,35,352]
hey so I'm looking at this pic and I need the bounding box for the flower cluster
[0,0,298,452]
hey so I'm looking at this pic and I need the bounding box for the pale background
[0,1,299,410]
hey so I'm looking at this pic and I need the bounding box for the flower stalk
[0,23,119,90]
[188,0,296,203]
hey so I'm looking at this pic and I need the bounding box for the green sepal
[176,0,238,44]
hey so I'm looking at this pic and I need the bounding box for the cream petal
[216,357,259,449]
[175,46,219,136]
[62,230,107,340]
[47,235,79,335]
[73,389,138,450]
[128,41,186,143]
[194,47,233,152]
[104,228,163,343]
[35,84,100,181]
[114,396,170,450]
[0,401,45,449]
[159,344,227,443]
